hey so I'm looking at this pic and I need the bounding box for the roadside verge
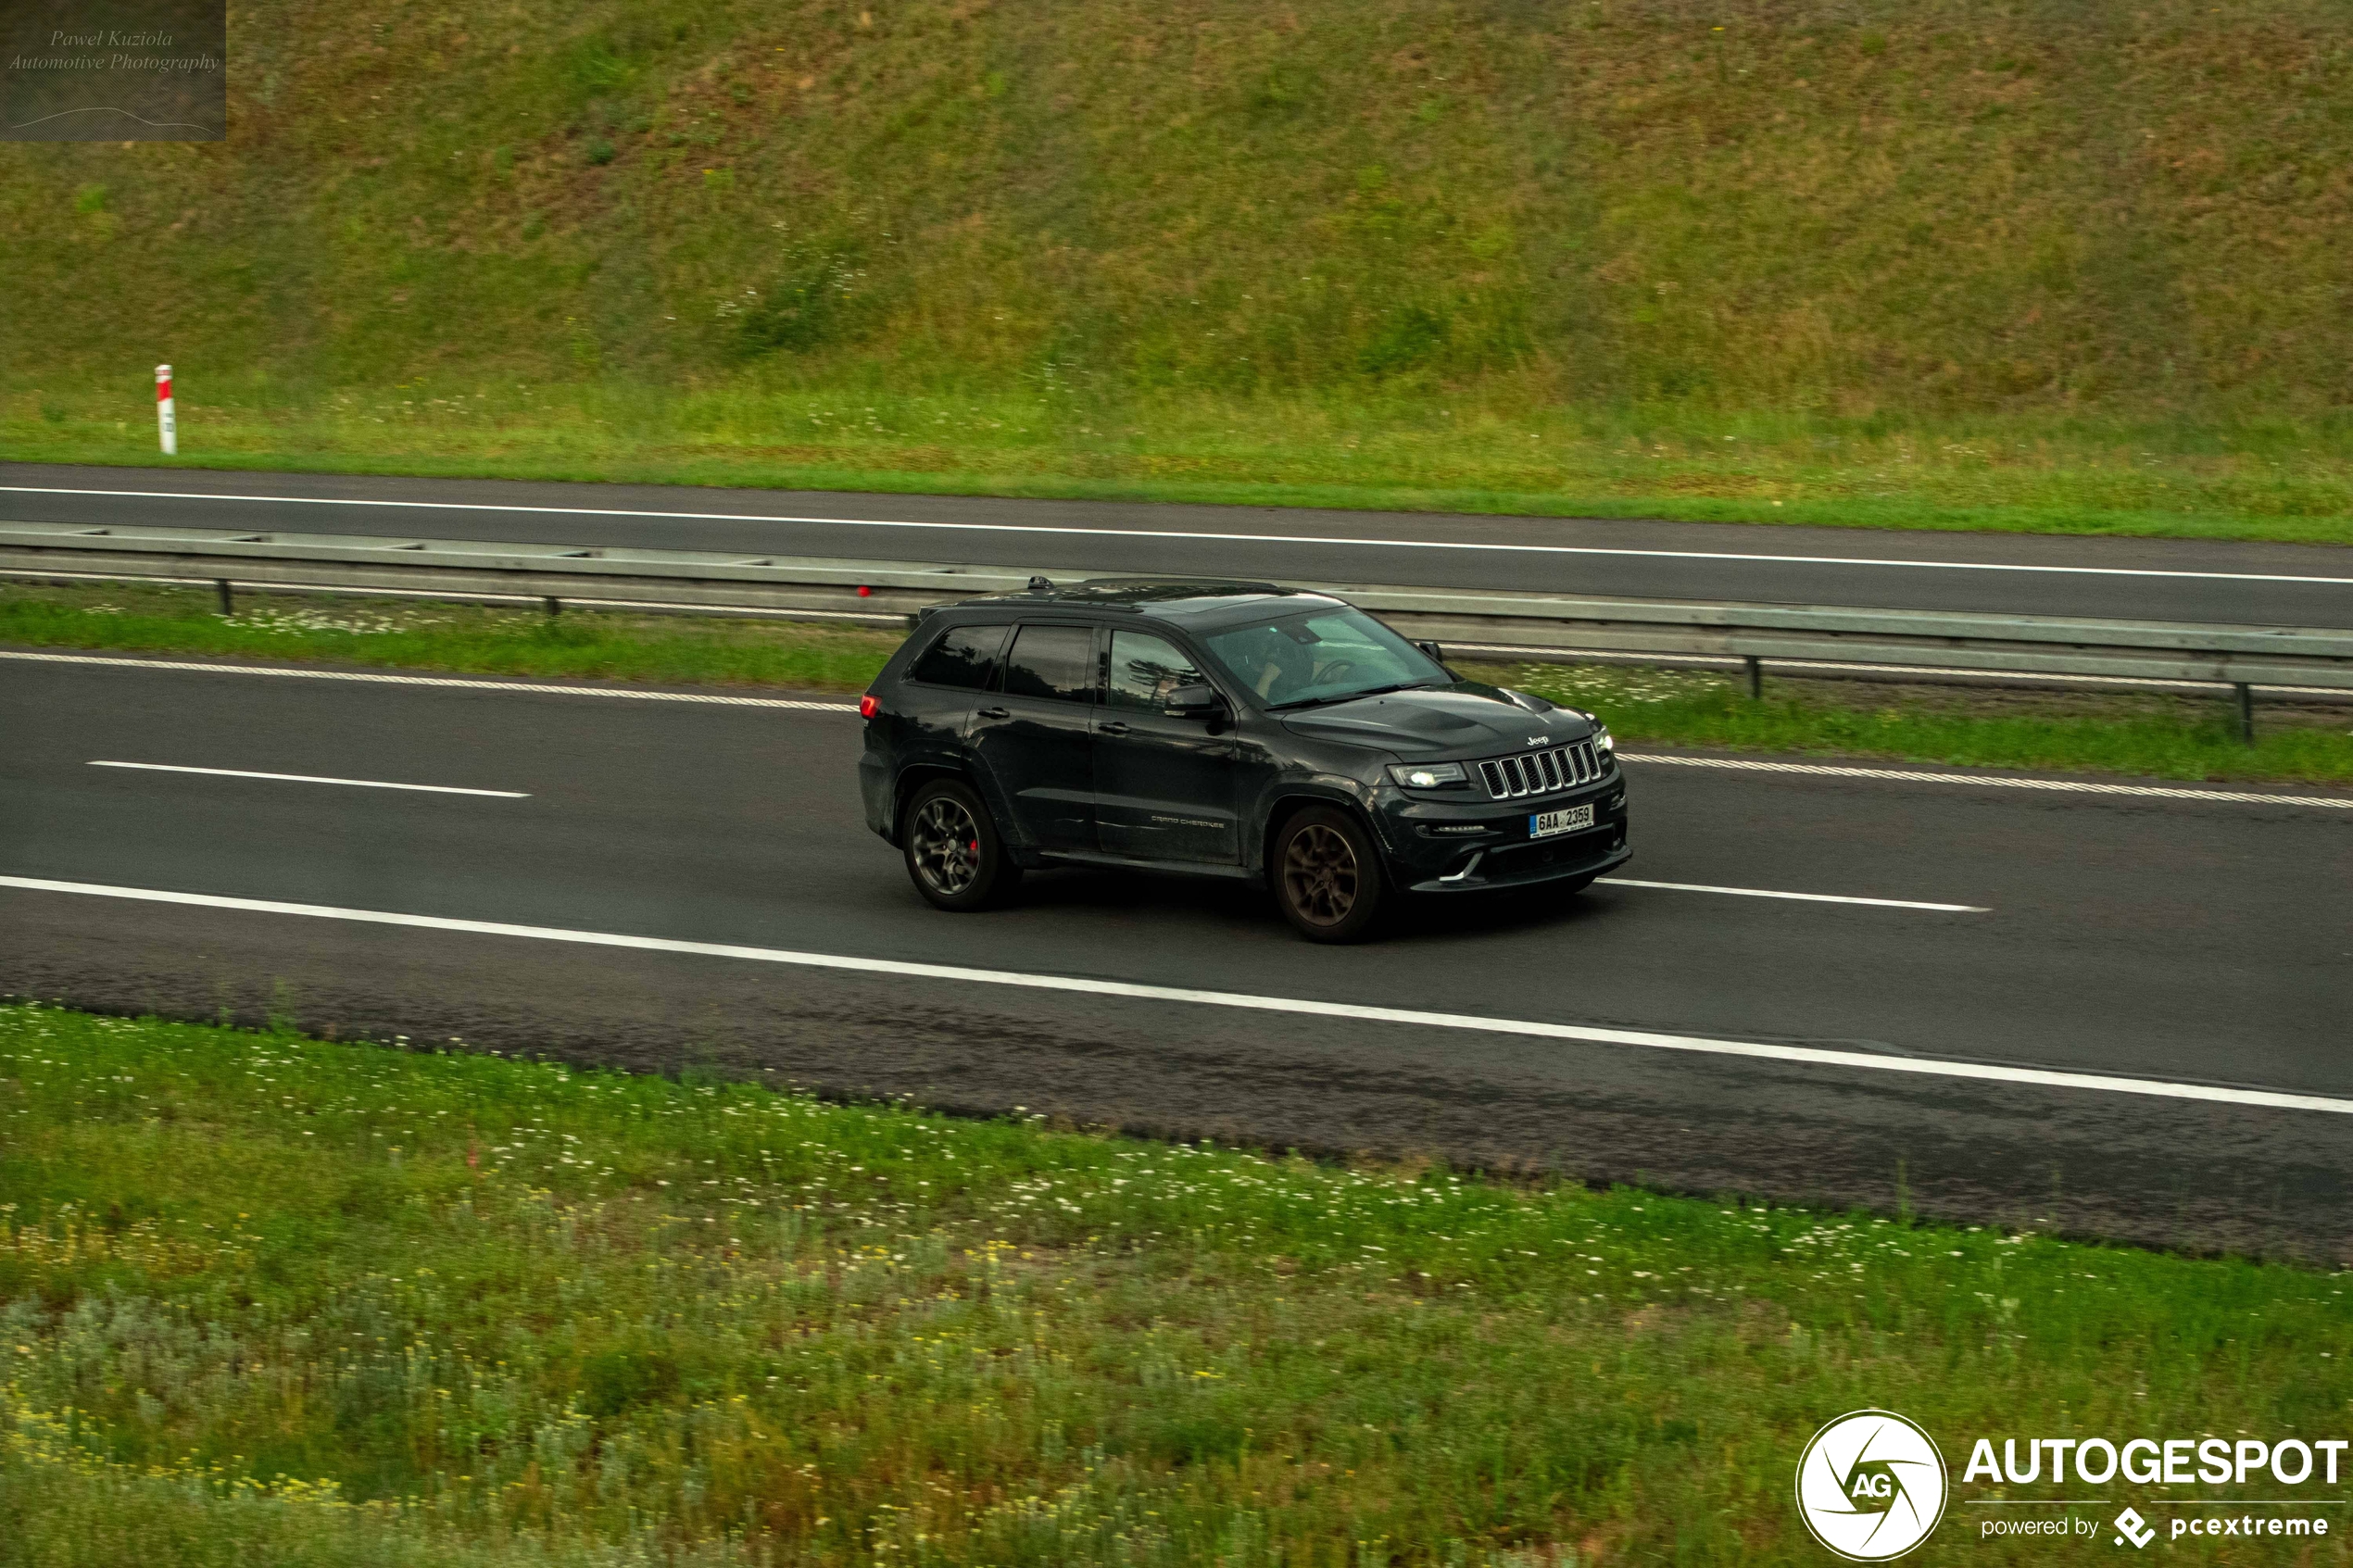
[2,1001,2346,1564]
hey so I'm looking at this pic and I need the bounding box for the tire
[1271,805,1387,943]
[901,778,1020,911]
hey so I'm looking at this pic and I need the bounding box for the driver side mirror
[1414,639,1454,675]
[1162,683,1226,720]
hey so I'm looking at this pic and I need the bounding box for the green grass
[10,388,2353,546]
[7,581,2352,786]
[0,582,895,691]
[9,0,2353,542]
[2,1002,2347,1566]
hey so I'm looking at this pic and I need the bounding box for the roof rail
[1074,575,1289,595]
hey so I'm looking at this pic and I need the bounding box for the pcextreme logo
[1795,1410,1951,1561]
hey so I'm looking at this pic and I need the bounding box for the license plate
[1529,804,1595,839]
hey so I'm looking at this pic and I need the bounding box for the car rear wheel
[1273,806,1386,943]
[902,778,1019,911]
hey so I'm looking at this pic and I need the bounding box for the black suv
[856,579,1630,941]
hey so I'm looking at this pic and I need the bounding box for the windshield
[1202,608,1448,709]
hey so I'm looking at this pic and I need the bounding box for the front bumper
[1377,775,1630,895]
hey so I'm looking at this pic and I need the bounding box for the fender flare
[1254,782,1388,881]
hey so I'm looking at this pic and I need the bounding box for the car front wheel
[902,778,1019,911]
[1272,805,1386,943]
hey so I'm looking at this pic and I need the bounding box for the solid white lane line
[1593,877,1986,912]
[2,873,2346,1116]
[88,760,528,797]
[8,484,2350,586]
[0,650,852,710]
[1619,752,2353,809]
[15,650,2353,810]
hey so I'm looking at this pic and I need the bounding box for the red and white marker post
[156,363,176,455]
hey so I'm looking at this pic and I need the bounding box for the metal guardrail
[6,521,2352,736]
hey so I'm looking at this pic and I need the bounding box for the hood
[1277,681,1598,759]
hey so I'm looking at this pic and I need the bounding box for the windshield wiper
[1269,681,1438,711]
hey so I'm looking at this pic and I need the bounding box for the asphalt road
[6,652,2351,1256]
[7,462,2353,628]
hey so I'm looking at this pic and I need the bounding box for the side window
[907,623,1008,690]
[1000,624,1097,703]
[1106,630,1206,712]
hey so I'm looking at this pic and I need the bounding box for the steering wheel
[1313,659,1357,687]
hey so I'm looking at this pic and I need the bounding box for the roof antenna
[1026,574,1053,591]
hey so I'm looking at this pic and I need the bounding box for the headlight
[1388,761,1469,790]
[1592,725,1614,754]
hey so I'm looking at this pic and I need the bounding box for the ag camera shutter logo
[1794,1410,1948,1561]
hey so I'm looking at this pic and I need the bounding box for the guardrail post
[2236,682,2255,745]
[1744,655,1762,700]
[213,579,233,617]
[543,596,562,618]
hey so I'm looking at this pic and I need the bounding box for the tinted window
[1106,630,1206,711]
[1000,624,1096,703]
[907,623,1008,690]
[1202,608,1445,708]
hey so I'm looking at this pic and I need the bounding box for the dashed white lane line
[8,483,2352,586]
[88,760,527,797]
[12,648,2353,810]
[2,874,2345,1115]
[1594,877,1986,912]
[1620,752,2353,809]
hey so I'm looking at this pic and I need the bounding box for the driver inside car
[1223,624,1317,702]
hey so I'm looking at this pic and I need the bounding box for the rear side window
[907,623,1007,690]
[1000,624,1096,703]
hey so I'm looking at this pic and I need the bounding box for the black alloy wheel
[1273,805,1386,943]
[902,778,1018,911]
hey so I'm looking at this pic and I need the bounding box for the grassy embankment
[3,1002,2348,1566]
[7,0,2353,542]
[6,581,2351,786]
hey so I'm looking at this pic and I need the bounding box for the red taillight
[858,694,880,719]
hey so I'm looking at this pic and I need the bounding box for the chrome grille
[1476,739,1601,800]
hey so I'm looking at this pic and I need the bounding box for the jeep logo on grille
[1526,735,1547,746]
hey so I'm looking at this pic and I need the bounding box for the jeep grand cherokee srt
[857,578,1629,942]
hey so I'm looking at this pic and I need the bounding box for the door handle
[976,706,1010,719]
[1099,721,1131,735]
